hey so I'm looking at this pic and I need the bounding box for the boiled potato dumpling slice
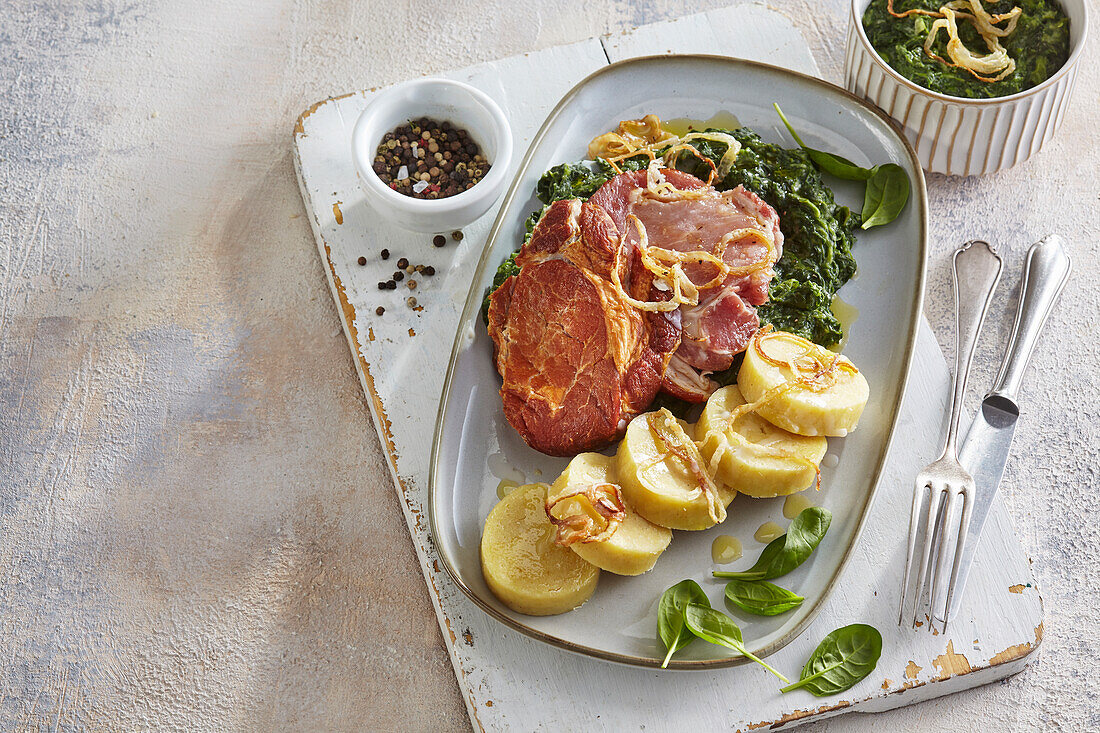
[738,330,869,437]
[697,385,827,498]
[548,453,672,576]
[616,412,736,530]
[480,483,599,616]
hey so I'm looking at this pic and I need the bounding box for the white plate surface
[429,55,926,669]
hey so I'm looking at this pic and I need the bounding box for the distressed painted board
[292,7,1042,730]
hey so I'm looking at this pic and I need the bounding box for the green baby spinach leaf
[713,507,832,581]
[657,579,709,668]
[780,624,883,696]
[774,103,908,228]
[724,579,804,616]
[860,163,910,229]
[683,604,789,682]
[774,104,873,181]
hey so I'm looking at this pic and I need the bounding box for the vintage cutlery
[933,235,1071,624]
[900,240,1002,631]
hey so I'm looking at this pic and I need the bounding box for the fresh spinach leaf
[657,579,710,668]
[860,163,910,229]
[724,579,804,616]
[683,604,789,682]
[713,507,832,581]
[774,104,873,181]
[780,624,883,696]
[774,104,908,229]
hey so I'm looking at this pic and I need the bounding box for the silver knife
[933,234,1071,623]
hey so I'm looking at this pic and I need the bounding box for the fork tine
[899,482,927,625]
[930,485,963,629]
[911,484,945,629]
[941,488,974,633]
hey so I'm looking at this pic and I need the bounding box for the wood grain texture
[1,1,1096,731]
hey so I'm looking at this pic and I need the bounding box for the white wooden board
[292,7,1042,730]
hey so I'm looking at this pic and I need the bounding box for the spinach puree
[862,0,1070,99]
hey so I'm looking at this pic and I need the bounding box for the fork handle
[987,235,1071,405]
[944,241,1003,459]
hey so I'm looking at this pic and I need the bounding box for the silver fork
[899,240,1002,631]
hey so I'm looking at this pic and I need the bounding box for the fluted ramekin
[845,0,1088,176]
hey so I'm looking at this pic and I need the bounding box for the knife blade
[933,234,1071,623]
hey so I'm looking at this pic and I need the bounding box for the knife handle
[988,235,1071,405]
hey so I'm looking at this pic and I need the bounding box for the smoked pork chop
[488,166,783,455]
[590,169,783,401]
[487,199,674,456]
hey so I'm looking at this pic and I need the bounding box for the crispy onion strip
[925,7,1016,82]
[590,117,742,183]
[609,212,777,314]
[889,0,1020,84]
[546,482,627,546]
[589,114,674,161]
[647,409,726,524]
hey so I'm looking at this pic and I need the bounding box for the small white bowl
[845,0,1088,176]
[351,78,513,233]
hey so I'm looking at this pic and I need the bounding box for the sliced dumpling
[548,453,672,576]
[615,409,735,530]
[738,330,869,437]
[480,483,599,616]
[697,385,827,498]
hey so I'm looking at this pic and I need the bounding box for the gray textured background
[1,0,1096,730]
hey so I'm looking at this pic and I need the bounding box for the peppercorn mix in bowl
[352,78,513,233]
[374,119,492,200]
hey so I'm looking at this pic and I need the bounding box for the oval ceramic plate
[428,55,926,669]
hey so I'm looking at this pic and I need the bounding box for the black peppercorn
[393,271,404,281]
[357,256,367,266]
[377,281,387,290]
[375,306,385,316]
[452,230,464,241]
[432,234,446,247]
[380,248,390,260]
[423,266,436,276]
[397,257,409,269]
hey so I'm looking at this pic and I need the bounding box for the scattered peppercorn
[357,256,367,266]
[377,281,388,290]
[408,280,417,290]
[407,297,418,308]
[374,119,490,200]
[423,266,436,276]
[386,280,398,290]
[397,257,409,269]
[380,248,390,260]
[432,234,446,247]
[415,264,424,273]
[405,265,415,274]
[393,271,404,281]
[452,230,464,241]
[375,306,385,316]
